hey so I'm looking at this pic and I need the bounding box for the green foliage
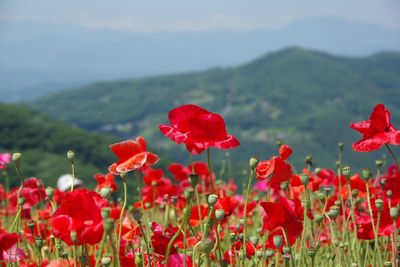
[31,47,400,172]
[0,103,117,186]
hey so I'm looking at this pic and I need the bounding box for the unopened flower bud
[273,235,283,249]
[215,209,225,221]
[362,169,371,181]
[317,192,325,201]
[35,236,43,249]
[305,155,313,166]
[375,160,383,169]
[229,233,236,243]
[18,197,25,206]
[315,168,321,175]
[308,248,317,258]
[171,195,178,206]
[70,231,78,244]
[188,174,199,188]
[184,188,194,200]
[207,194,218,206]
[151,180,157,187]
[280,181,289,190]
[66,150,75,162]
[132,209,142,223]
[101,257,112,266]
[300,173,309,186]
[380,178,387,187]
[387,190,392,198]
[375,199,383,211]
[27,220,35,232]
[200,239,214,254]
[390,207,398,220]
[100,187,113,198]
[104,219,114,234]
[315,214,323,224]
[351,189,359,198]
[249,157,259,169]
[334,200,341,206]
[12,152,22,163]
[266,250,275,258]
[276,140,283,148]
[101,208,111,219]
[45,187,54,198]
[384,261,392,267]
[342,166,351,179]
[338,142,344,151]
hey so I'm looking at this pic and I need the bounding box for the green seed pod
[375,199,383,211]
[351,189,359,198]
[300,173,310,186]
[275,140,283,148]
[12,152,22,163]
[375,160,383,169]
[266,249,275,258]
[207,194,218,207]
[273,235,283,249]
[362,169,371,181]
[342,166,351,179]
[27,220,35,232]
[70,231,78,244]
[101,257,112,267]
[18,197,25,206]
[249,236,259,246]
[384,261,392,267]
[104,219,115,234]
[35,237,44,249]
[188,174,199,188]
[200,239,214,254]
[317,192,325,201]
[280,181,289,190]
[66,150,75,162]
[45,187,55,198]
[215,209,225,221]
[390,207,398,220]
[171,195,178,206]
[305,155,313,166]
[249,157,259,169]
[184,188,194,200]
[314,214,323,224]
[256,250,263,258]
[282,246,290,254]
[387,190,393,198]
[100,187,113,198]
[338,142,344,151]
[307,248,317,258]
[101,208,111,219]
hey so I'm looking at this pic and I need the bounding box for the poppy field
[1,103,400,267]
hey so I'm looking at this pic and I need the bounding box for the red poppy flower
[50,188,108,245]
[350,103,400,152]
[108,136,159,175]
[260,197,303,241]
[0,229,18,260]
[159,104,240,154]
[151,222,182,255]
[94,173,118,192]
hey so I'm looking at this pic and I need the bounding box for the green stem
[70,161,76,192]
[94,234,107,267]
[385,144,400,171]
[116,176,128,266]
[139,224,152,267]
[207,148,214,194]
[242,169,254,257]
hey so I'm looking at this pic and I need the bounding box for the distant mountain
[1,16,400,102]
[0,103,117,186]
[32,47,400,172]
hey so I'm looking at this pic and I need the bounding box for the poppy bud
[101,208,111,219]
[104,219,115,234]
[375,199,383,211]
[273,235,283,249]
[342,166,351,179]
[18,197,25,206]
[145,202,151,209]
[67,150,75,162]
[132,209,142,223]
[70,231,78,244]
[308,248,317,258]
[171,195,178,206]
[300,173,309,186]
[317,192,325,201]
[383,261,392,267]
[282,246,290,254]
[338,142,344,151]
[200,239,214,254]
[362,169,371,181]
[249,157,259,170]
[375,160,383,169]
[151,181,157,187]
[256,250,263,258]
[276,140,283,148]
[12,152,22,163]
[215,209,225,221]
[328,206,340,218]
[184,188,194,200]
[46,187,54,198]
[35,236,43,249]
[334,200,341,206]
[266,250,275,258]
[324,187,332,196]
[280,181,289,190]
[27,220,35,232]
[207,194,218,207]
[101,257,112,267]
[352,189,359,198]
[188,174,199,188]
[315,214,323,224]
[380,178,386,187]
[390,207,398,220]
[315,168,321,174]
[250,236,259,246]
[100,188,113,198]
[229,233,236,243]
[305,155,313,165]
[387,190,392,198]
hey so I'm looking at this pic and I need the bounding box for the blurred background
[1,0,400,187]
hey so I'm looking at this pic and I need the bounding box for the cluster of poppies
[0,103,400,267]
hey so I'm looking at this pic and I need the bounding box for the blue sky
[1,0,399,32]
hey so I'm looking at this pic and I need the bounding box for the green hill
[0,103,118,186]
[32,47,400,173]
